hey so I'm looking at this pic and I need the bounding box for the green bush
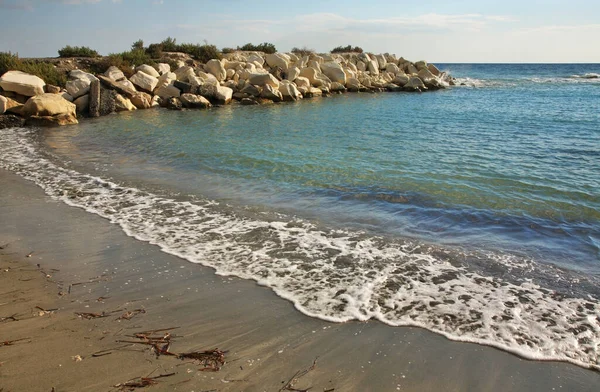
[131,39,144,51]
[221,47,235,54]
[58,45,100,58]
[0,52,67,87]
[160,37,178,52]
[291,46,315,57]
[331,45,363,54]
[238,42,277,54]
[143,38,222,63]
[146,43,163,59]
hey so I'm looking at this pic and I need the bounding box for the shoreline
[2,167,600,391]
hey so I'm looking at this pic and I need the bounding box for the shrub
[291,46,315,57]
[131,39,144,51]
[221,47,235,54]
[58,45,100,58]
[0,52,67,87]
[145,43,163,59]
[331,45,363,54]
[238,42,277,54]
[100,49,154,77]
[160,37,178,52]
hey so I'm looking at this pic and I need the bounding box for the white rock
[0,70,45,97]
[375,54,387,70]
[286,67,300,81]
[427,63,441,77]
[265,53,289,70]
[404,76,426,90]
[248,73,280,88]
[392,74,409,86]
[157,63,171,75]
[104,66,126,81]
[260,84,283,102]
[117,79,137,91]
[61,92,74,102]
[226,69,235,80]
[180,93,211,109]
[174,66,196,83]
[299,67,330,87]
[406,63,418,75]
[154,84,181,99]
[357,61,366,72]
[130,71,158,92]
[346,77,361,90]
[206,59,226,82]
[320,62,346,85]
[294,77,310,89]
[417,68,436,82]
[136,64,160,78]
[330,82,346,92]
[247,53,264,67]
[385,63,400,74]
[278,80,302,101]
[156,72,176,89]
[215,85,233,104]
[415,61,428,71]
[69,70,98,83]
[368,60,380,75]
[0,95,7,114]
[73,94,89,113]
[66,78,91,99]
[115,94,137,112]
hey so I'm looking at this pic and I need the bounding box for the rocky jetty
[0,51,454,128]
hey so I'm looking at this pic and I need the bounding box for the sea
[1,63,599,370]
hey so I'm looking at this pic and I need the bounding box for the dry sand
[1,168,599,392]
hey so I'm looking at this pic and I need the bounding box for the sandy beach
[1,167,599,391]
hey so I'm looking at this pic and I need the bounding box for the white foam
[1,128,599,371]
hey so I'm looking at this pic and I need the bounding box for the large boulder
[130,71,158,93]
[115,94,137,112]
[278,80,302,101]
[130,92,152,109]
[136,64,160,78]
[104,66,126,81]
[22,93,77,126]
[294,76,310,89]
[66,78,91,99]
[174,66,195,83]
[392,74,410,86]
[154,84,181,99]
[215,86,233,105]
[375,54,387,70]
[70,70,98,83]
[157,63,171,75]
[0,71,45,97]
[414,61,428,71]
[248,73,279,88]
[156,72,176,90]
[286,66,300,81]
[320,62,346,85]
[346,77,362,91]
[260,84,282,102]
[427,63,441,77]
[299,67,329,87]
[205,59,226,82]
[240,83,262,97]
[0,96,7,114]
[73,94,89,113]
[265,53,289,70]
[385,63,400,74]
[180,93,211,109]
[367,60,380,75]
[97,75,137,97]
[404,76,426,91]
[405,63,418,75]
[247,53,264,67]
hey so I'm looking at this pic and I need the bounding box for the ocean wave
[1,128,599,371]
[571,73,600,79]
[453,74,600,88]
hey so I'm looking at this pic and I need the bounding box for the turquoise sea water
[1,64,599,369]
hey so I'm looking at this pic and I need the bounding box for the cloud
[0,0,34,10]
[515,24,600,34]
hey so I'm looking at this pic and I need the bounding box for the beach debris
[117,308,146,321]
[279,357,319,392]
[36,306,57,316]
[117,327,227,370]
[97,296,110,302]
[178,349,226,371]
[74,311,110,319]
[71,355,83,362]
[113,372,175,391]
[26,251,34,258]
[1,337,31,347]
[0,314,18,323]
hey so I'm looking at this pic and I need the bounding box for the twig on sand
[1,337,31,347]
[113,372,175,391]
[75,311,110,319]
[0,314,18,323]
[177,349,226,371]
[117,309,146,321]
[279,357,319,392]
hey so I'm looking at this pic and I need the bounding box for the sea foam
[1,128,599,370]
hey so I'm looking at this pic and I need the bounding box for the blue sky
[1,0,599,62]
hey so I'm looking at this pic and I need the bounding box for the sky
[0,0,599,63]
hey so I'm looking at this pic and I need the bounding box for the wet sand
[1,167,599,391]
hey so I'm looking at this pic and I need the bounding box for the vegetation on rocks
[141,37,222,63]
[0,52,66,87]
[238,43,277,54]
[331,45,364,54]
[291,46,316,57]
[58,45,100,58]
